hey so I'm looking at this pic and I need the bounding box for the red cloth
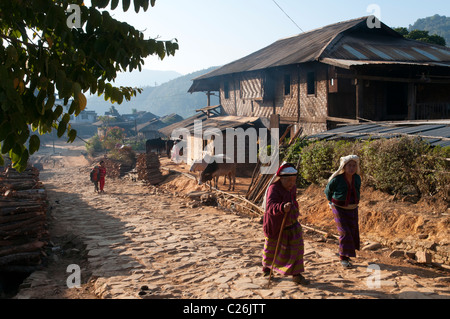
[99,167,106,191]
[263,180,299,239]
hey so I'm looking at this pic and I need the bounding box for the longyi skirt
[332,205,360,258]
[262,222,305,276]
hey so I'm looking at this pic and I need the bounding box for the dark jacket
[263,180,299,239]
[324,174,361,207]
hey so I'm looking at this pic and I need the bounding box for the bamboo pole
[267,210,289,288]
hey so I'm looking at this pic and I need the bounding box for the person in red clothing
[90,165,100,193]
[261,162,309,285]
[98,160,107,193]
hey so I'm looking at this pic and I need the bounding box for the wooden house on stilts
[188,16,450,136]
[161,16,450,177]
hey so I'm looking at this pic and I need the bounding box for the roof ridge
[272,16,369,43]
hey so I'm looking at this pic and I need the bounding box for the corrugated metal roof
[308,123,450,146]
[158,113,262,137]
[189,16,450,92]
[321,58,450,69]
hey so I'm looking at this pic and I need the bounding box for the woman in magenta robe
[262,162,309,285]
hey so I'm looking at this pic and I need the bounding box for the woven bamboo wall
[218,63,329,135]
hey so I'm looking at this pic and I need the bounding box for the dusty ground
[8,139,450,300]
[159,155,450,260]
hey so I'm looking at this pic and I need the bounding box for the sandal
[340,259,353,268]
[292,274,310,285]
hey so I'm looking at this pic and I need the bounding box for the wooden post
[355,78,363,121]
[270,114,280,130]
[407,83,416,120]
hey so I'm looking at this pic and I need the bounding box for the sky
[100,0,450,75]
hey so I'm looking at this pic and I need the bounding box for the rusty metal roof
[189,16,450,92]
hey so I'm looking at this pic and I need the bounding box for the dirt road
[13,143,450,300]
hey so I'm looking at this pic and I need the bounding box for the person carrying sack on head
[324,155,361,268]
[262,162,310,286]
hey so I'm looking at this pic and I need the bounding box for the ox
[189,154,227,186]
[199,157,236,191]
[146,137,166,155]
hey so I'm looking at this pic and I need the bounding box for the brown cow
[189,155,227,186]
[199,158,236,191]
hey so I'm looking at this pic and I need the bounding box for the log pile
[245,127,304,206]
[0,165,48,272]
[94,158,132,179]
[136,152,165,185]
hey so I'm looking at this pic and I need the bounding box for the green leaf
[134,0,141,13]
[45,94,56,110]
[0,121,12,141]
[110,0,119,10]
[142,0,149,11]
[123,0,131,11]
[54,104,63,119]
[67,129,77,143]
[29,135,40,155]
[57,121,67,138]
[5,45,19,67]
[14,148,29,172]
[17,128,30,145]
[9,143,24,164]
[1,134,15,154]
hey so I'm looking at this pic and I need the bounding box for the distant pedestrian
[324,155,361,268]
[262,162,309,285]
[98,160,106,193]
[90,165,100,193]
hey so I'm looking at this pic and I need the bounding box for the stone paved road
[15,165,450,299]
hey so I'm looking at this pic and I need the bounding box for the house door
[385,82,408,119]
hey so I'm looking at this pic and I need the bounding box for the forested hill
[86,66,220,119]
[409,14,450,46]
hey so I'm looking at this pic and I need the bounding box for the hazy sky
[101,0,449,75]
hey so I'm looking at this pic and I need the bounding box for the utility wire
[271,0,304,33]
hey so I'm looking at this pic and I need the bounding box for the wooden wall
[218,62,330,135]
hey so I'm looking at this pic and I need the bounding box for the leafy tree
[394,27,446,46]
[409,14,450,47]
[0,0,178,171]
[108,105,121,117]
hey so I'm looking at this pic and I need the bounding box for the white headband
[279,166,298,175]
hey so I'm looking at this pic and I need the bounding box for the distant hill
[112,69,182,88]
[409,14,450,46]
[86,66,220,118]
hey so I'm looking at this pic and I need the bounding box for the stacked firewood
[245,161,274,205]
[91,158,132,179]
[136,152,165,185]
[101,158,121,179]
[0,165,48,272]
[246,127,304,206]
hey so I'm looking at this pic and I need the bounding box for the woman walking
[262,162,309,285]
[98,160,107,193]
[324,155,361,268]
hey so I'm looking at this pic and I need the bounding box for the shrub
[85,135,104,156]
[361,137,429,195]
[108,146,136,167]
[283,136,449,201]
[299,140,334,185]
